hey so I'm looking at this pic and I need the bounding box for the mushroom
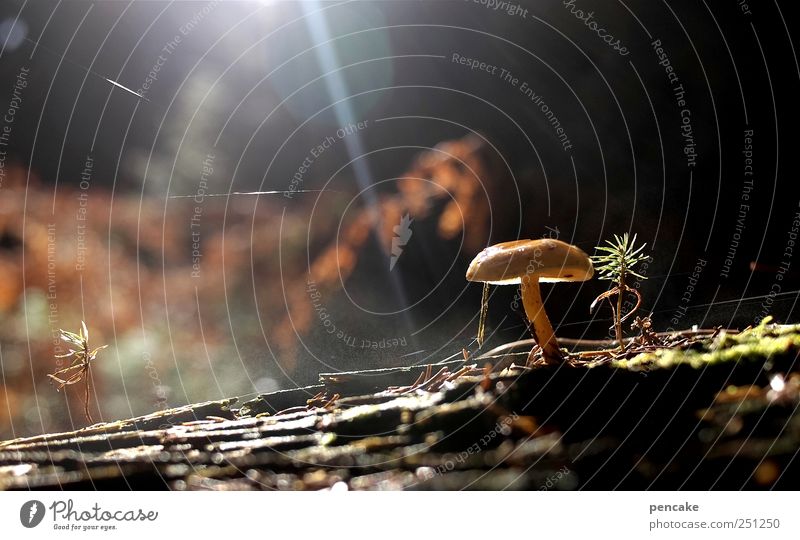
[466,238,594,364]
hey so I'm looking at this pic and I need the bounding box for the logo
[20,500,45,528]
[390,213,413,271]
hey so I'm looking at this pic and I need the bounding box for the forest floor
[1,318,798,490]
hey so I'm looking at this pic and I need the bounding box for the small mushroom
[466,239,594,364]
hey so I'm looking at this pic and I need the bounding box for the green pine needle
[590,233,649,282]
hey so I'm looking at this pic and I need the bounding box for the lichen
[613,317,800,371]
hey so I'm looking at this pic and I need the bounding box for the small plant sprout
[590,233,649,351]
[48,321,107,423]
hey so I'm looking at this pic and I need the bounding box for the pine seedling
[590,233,649,351]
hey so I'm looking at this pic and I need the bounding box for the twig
[477,282,490,347]
[48,322,107,423]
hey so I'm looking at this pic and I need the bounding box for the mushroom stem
[520,275,562,364]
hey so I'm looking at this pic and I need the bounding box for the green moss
[613,317,800,371]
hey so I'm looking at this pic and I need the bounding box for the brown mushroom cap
[466,238,594,285]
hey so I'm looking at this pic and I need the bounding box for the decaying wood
[2,329,799,490]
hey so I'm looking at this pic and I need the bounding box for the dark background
[1,0,799,434]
